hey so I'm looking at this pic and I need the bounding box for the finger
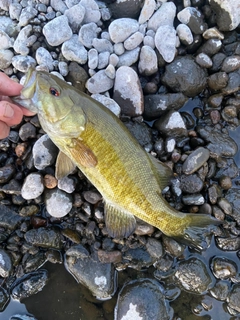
[0,101,23,126]
[21,106,36,117]
[0,120,10,139]
[0,73,22,96]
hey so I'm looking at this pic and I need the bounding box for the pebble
[91,94,121,117]
[211,257,237,280]
[0,287,9,312]
[62,34,88,64]
[210,280,229,301]
[148,1,176,32]
[198,39,222,57]
[0,30,13,50]
[32,134,58,170]
[227,284,240,313]
[154,110,187,138]
[21,173,44,200]
[64,3,85,33]
[18,6,38,27]
[9,3,22,20]
[138,45,158,76]
[162,235,185,258]
[51,0,67,14]
[182,194,205,205]
[86,69,114,94]
[195,53,213,68]
[92,38,113,53]
[80,0,101,24]
[108,18,139,43]
[155,25,176,63]
[19,123,36,141]
[207,72,229,91]
[177,7,206,34]
[203,27,224,40]
[124,31,143,51]
[182,147,210,175]
[117,47,140,67]
[58,176,76,193]
[35,47,54,71]
[176,24,193,46]
[109,0,143,19]
[145,237,163,259]
[180,174,204,194]
[0,49,13,69]
[221,56,240,73]
[0,249,13,278]
[45,188,72,218]
[13,25,36,56]
[0,164,15,184]
[138,0,155,24]
[97,51,110,69]
[79,22,101,49]
[43,15,72,46]
[216,237,240,251]
[24,227,62,249]
[11,55,36,72]
[113,66,143,117]
[97,250,122,264]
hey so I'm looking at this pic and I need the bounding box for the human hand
[0,72,36,139]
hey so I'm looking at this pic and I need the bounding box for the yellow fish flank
[14,69,220,249]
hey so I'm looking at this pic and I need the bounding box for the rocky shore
[0,0,240,319]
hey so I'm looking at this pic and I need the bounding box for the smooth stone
[64,3,85,33]
[208,72,229,91]
[0,204,22,230]
[155,25,176,63]
[221,56,240,73]
[97,51,110,69]
[176,24,193,45]
[182,147,210,175]
[43,15,72,46]
[0,249,13,278]
[62,34,88,64]
[88,48,98,70]
[45,188,72,218]
[221,71,240,95]
[86,69,114,94]
[228,284,240,313]
[58,176,76,193]
[138,45,158,76]
[177,7,207,34]
[36,47,54,71]
[13,25,33,55]
[182,194,205,205]
[0,164,15,184]
[147,1,176,32]
[225,188,240,224]
[138,0,156,24]
[50,0,67,14]
[91,94,121,117]
[143,34,155,49]
[117,47,140,67]
[114,43,125,55]
[11,55,36,72]
[32,134,58,170]
[65,244,117,300]
[216,237,240,251]
[0,30,13,49]
[92,38,113,53]
[79,22,101,48]
[124,31,144,51]
[24,227,62,249]
[80,0,101,24]
[203,27,224,40]
[21,173,44,200]
[18,6,38,27]
[108,18,139,43]
[180,174,204,193]
[18,123,36,141]
[109,0,143,19]
[211,257,237,280]
[0,49,13,69]
[66,62,89,92]
[9,3,22,20]
[113,66,143,117]
[195,52,213,68]
[105,64,116,79]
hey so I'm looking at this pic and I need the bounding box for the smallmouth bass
[14,69,220,249]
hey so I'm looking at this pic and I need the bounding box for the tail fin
[176,214,221,251]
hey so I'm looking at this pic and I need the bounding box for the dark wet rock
[174,257,213,294]
[32,134,58,170]
[177,7,207,35]
[19,205,39,217]
[208,72,229,91]
[61,228,81,244]
[0,287,9,311]
[145,237,163,260]
[23,252,47,273]
[124,120,152,150]
[215,158,239,180]
[182,193,205,205]
[216,237,240,251]
[65,244,116,300]
[208,94,223,108]
[162,236,184,258]
[217,197,232,215]
[209,280,229,301]
[221,71,240,95]
[154,110,187,138]
[0,204,23,230]
[18,123,36,141]
[196,125,237,158]
[208,184,222,204]
[97,249,122,264]
[82,190,102,204]
[211,257,237,280]
[221,105,238,126]
[161,56,207,97]
[21,173,44,200]
[227,284,240,313]
[123,247,156,270]
[180,174,204,193]
[197,39,222,56]
[225,188,240,224]
[0,179,21,195]
[0,249,13,277]
[182,147,210,175]
[11,269,48,300]
[109,0,143,19]
[114,278,172,320]
[143,93,188,121]
[45,188,73,218]
[24,227,63,249]
[0,164,15,183]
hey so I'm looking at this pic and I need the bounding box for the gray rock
[117,47,140,67]
[195,53,213,68]
[154,110,187,138]
[175,257,213,294]
[36,47,54,71]
[209,0,240,31]
[113,66,143,117]
[109,18,139,43]
[180,174,204,193]
[86,69,114,94]
[58,61,68,76]
[82,190,102,204]
[0,287,9,312]
[105,63,116,79]
[162,56,207,97]
[225,188,240,224]
[177,7,207,34]
[45,188,72,218]
[64,3,85,33]
[79,22,101,48]
[91,94,121,117]
[208,72,229,91]
[210,280,229,301]
[0,249,13,278]
[62,34,88,64]
[0,16,13,32]
[114,43,125,56]
[21,173,44,200]
[143,34,155,49]
[138,0,156,24]
[115,278,172,320]
[216,237,240,251]
[124,121,152,150]
[11,55,36,72]
[182,194,205,205]
[50,0,67,14]
[0,49,13,69]
[176,24,193,45]
[0,204,23,230]
[138,45,158,76]
[19,123,36,141]
[147,1,176,32]
[109,0,143,19]
[92,38,113,53]
[155,25,176,63]
[0,30,13,49]
[228,284,240,313]
[58,176,76,193]
[211,257,237,280]
[9,3,22,20]
[88,48,98,69]
[19,6,38,27]
[124,31,143,51]
[221,71,240,95]
[0,164,15,184]
[221,56,240,73]
[32,134,58,170]
[182,147,210,175]
[24,227,62,249]
[13,25,33,55]
[203,27,224,40]
[123,248,156,269]
[43,15,72,46]
[145,238,163,259]
[65,244,116,300]
[80,0,101,24]
[98,51,110,69]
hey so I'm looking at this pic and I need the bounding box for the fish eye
[49,87,60,97]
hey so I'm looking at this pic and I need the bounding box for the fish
[13,69,220,250]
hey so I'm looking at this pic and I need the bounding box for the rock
[176,24,193,45]
[97,250,122,264]
[138,0,155,24]
[0,30,13,50]
[154,110,187,138]
[35,47,54,71]
[32,134,58,170]
[64,3,85,33]
[0,249,13,277]
[19,123,36,141]
[162,56,207,97]
[80,0,101,24]
[108,18,139,43]
[117,47,140,67]
[11,55,36,72]
[207,72,229,91]
[203,27,224,40]
[227,284,240,313]
[210,280,229,301]
[177,7,207,34]
[66,62,89,92]
[79,22,101,49]
[45,188,72,218]
[182,147,210,175]
[0,287,9,312]
[195,53,213,68]
[155,25,176,63]
[182,194,205,205]
[62,34,88,64]
[9,3,22,20]
[91,94,121,117]
[50,0,67,14]
[198,39,222,57]
[65,244,117,300]
[43,15,72,46]
[0,204,22,230]
[180,174,204,193]
[0,49,13,69]
[145,237,163,259]
[225,188,240,224]
[0,164,15,183]
[216,237,240,251]
[86,69,114,94]
[124,121,152,150]
[109,0,143,19]
[18,6,38,27]
[211,257,237,280]
[175,257,213,294]
[98,51,110,69]
[113,66,143,116]
[147,1,176,32]
[138,45,158,76]
[221,56,240,73]
[123,247,156,269]
[24,227,62,249]
[10,315,37,320]
[209,0,240,31]
[115,278,172,320]
[92,38,113,53]
[21,173,44,200]
[58,176,76,193]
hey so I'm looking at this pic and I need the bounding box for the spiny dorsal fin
[147,153,173,190]
[105,202,136,238]
[68,138,98,168]
[55,151,76,179]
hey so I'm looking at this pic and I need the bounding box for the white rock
[109,53,119,67]
[58,176,76,193]
[176,24,193,45]
[58,61,69,76]
[92,38,113,53]
[148,2,176,32]
[113,43,125,55]
[98,51,110,69]
[80,0,101,24]
[43,15,72,46]
[0,30,13,50]
[86,70,114,94]
[88,48,99,70]
[9,3,22,20]
[109,18,139,43]
[0,49,13,69]
[143,35,155,49]
[202,27,224,40]
[91,93,121,117]
[13,25,32,55]
[138,0,156,24]
[155,25,176,63]
[32,134,58,170]
[11,55,36,72]
[45,189,72,218]
[51,0,67,13]
[36,47,54,71]
[138,45,158,76]
[79,22,101,48]
[64,3,85,33]
[62,34,88,64]
[124,31,144,51]
[117,47,140,67]
[105,64,116,79]
[21,173,44,200]
[19,6,38,27]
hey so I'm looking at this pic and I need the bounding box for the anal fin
[105,202,136,238]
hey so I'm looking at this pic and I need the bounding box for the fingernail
[3,104,14,118]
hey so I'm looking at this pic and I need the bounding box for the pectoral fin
[56,151,76,179]
[148,153,173,190]
[105,202,136,238]
[68,138,98,168]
